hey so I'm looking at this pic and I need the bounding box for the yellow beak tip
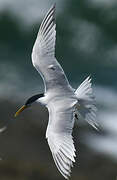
[14,105,27,118]
[14,113,18,118]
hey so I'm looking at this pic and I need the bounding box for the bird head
[14,93,44,117]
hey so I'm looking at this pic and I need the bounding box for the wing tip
[53,3,56,9]
[50,3,56,14]
[51,3,56,22]
[47,134,76,179]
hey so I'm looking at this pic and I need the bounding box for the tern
[15,4,97,179]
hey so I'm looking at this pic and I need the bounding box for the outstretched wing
[32,4,71,93]
[46,102,76,179]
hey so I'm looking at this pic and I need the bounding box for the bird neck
[36,94,48,106]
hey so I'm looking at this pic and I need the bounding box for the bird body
[15,4,97,179]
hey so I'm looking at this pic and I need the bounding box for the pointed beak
[14,105,28,117]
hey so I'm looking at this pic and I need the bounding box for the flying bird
[15,4,97,179]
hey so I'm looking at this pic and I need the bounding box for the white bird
[15,4,98,179]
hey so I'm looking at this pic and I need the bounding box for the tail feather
[75,76,98,130]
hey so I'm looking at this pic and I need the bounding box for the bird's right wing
[46,101,76,179]
[47,132,75,179]
[31,4,71,93]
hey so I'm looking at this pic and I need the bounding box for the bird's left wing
[32,4,71,93]
[46,102,76,179]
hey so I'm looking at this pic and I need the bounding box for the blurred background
[0,0,117,179]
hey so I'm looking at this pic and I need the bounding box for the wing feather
[46,102,77,179]
[32,4,72,93]
[32,4,56,58]
[40,4,55,32]
[47,133,76,179]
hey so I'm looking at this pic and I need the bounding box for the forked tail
[75,76,98,130]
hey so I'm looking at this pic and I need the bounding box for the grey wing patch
[48,64,56,70]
